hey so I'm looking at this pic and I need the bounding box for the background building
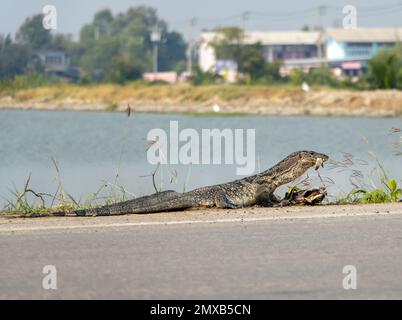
[325,28,402,76]
[36,51,79,81]
[198,27,402,77]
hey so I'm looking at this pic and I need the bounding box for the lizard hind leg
[214,193,241,209]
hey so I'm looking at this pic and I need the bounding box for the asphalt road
[1,204,402,299]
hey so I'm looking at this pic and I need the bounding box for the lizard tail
[9,190,196,217]
[90,192,196,215]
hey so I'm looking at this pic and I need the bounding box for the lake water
[0,110,400,207]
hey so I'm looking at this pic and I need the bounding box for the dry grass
[1,83,402,117]
[0,83,301,103]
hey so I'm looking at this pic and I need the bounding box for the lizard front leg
[255,185,280,207]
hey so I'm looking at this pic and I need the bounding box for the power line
[250,7,318,18]
[187,17,197,73]
[249,12,317,22]
[166,3,402,31]
[356,1,402,12]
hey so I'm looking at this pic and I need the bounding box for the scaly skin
[25,150,329,217]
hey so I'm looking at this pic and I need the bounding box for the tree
[1,7,187,83]
[158,31,187,71]
[210,26,244,61]
[0,13,78,81]
[300,25,310,32]
[0,34,31,79]
[236,43,266,78]
[108,57,144,83]
[78,6,187,82]
[79,37,121,81]
[16,14,52,50]
[367,45,402,89]
[264,60,283,82]
[211,27,277,81]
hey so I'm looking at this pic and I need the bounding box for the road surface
[1,204,402,299]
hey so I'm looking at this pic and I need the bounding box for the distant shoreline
[1,84,401,117]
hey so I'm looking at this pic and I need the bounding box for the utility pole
[94,21,110,41]
[317,5,327,66]
[187,17,197,74]
[151,25,161,74]
[95,25,100,41]
[242,11,250,32]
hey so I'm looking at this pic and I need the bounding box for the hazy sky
[1,0,401,40]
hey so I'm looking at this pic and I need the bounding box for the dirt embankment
[1,84,402,117]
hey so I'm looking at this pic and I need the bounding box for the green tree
[210,27,284,82]
[1,13,75,80]
[367,45,402,89]
[1,7,186,83]
[301,25,310,31]
[158,31,187,71]
[210,26,244,61]
[15,14,52,50]
[211,27,267,80]
[236,43,266,78]
[0,34,31,79]
[108,57,144,83]
[78,6,186,82]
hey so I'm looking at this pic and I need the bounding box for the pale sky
[1,0,402,40]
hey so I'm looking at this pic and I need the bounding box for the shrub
[366,45,402,89]
[189,67,222,85]
[289,66,339,87]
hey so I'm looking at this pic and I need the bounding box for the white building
[324,28,402,75]
[198,31,320,72]
[36,51,70,72]
[198,27,402,76]
[35,51,79,81]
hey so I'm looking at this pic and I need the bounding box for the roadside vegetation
[333,128,402,204]
[1,156,140,216]
[339,178,402,204]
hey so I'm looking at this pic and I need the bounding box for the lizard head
[297,150,328,171]
[254,150,329,187]
[275,150,329,181]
